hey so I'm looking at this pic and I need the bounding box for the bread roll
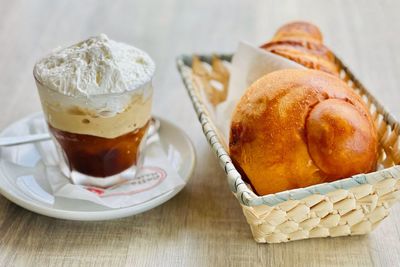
[229,69,378,195]
[261,22,339,76]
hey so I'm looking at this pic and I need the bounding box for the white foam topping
[34,34,155,97]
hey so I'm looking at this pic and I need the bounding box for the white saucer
[0,113,195,220]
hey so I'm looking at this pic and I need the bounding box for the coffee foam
[36,81,152,139]
[33,34,155,97]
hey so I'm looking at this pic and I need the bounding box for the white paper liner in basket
[177,42,400,243]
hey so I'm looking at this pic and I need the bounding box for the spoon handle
[0,118,161,147]
[0,133,51,147]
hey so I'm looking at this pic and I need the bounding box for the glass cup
[34,76,153,188]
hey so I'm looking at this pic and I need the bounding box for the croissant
[261,22,340,76]
[229,69,378,195]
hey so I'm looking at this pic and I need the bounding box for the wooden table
[0,0,399,266]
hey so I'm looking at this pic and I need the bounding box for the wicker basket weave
[176,54,400,243]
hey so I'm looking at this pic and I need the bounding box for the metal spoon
[0,118,160,147]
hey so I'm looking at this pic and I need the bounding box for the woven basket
[176,53,400,243]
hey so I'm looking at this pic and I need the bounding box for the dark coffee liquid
[49,122,149,177]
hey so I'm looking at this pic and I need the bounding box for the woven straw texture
[176,54,400,243]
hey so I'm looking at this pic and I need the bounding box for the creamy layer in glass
[33,34,155,187]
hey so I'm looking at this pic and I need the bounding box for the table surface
[1,0,400,266]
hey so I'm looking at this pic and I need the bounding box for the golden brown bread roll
[229,69,378,195]
[260,22,340,76]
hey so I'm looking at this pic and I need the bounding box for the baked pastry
[260,22,340,76]
[229,69,378,195]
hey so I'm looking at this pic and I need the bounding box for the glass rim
[33,70,153,99]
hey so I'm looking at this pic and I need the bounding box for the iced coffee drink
[33,34,155,187]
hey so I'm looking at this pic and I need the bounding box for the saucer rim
[0,112,196,221]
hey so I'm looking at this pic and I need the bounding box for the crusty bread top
[261,21,340,76]
[272,21,323,43]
